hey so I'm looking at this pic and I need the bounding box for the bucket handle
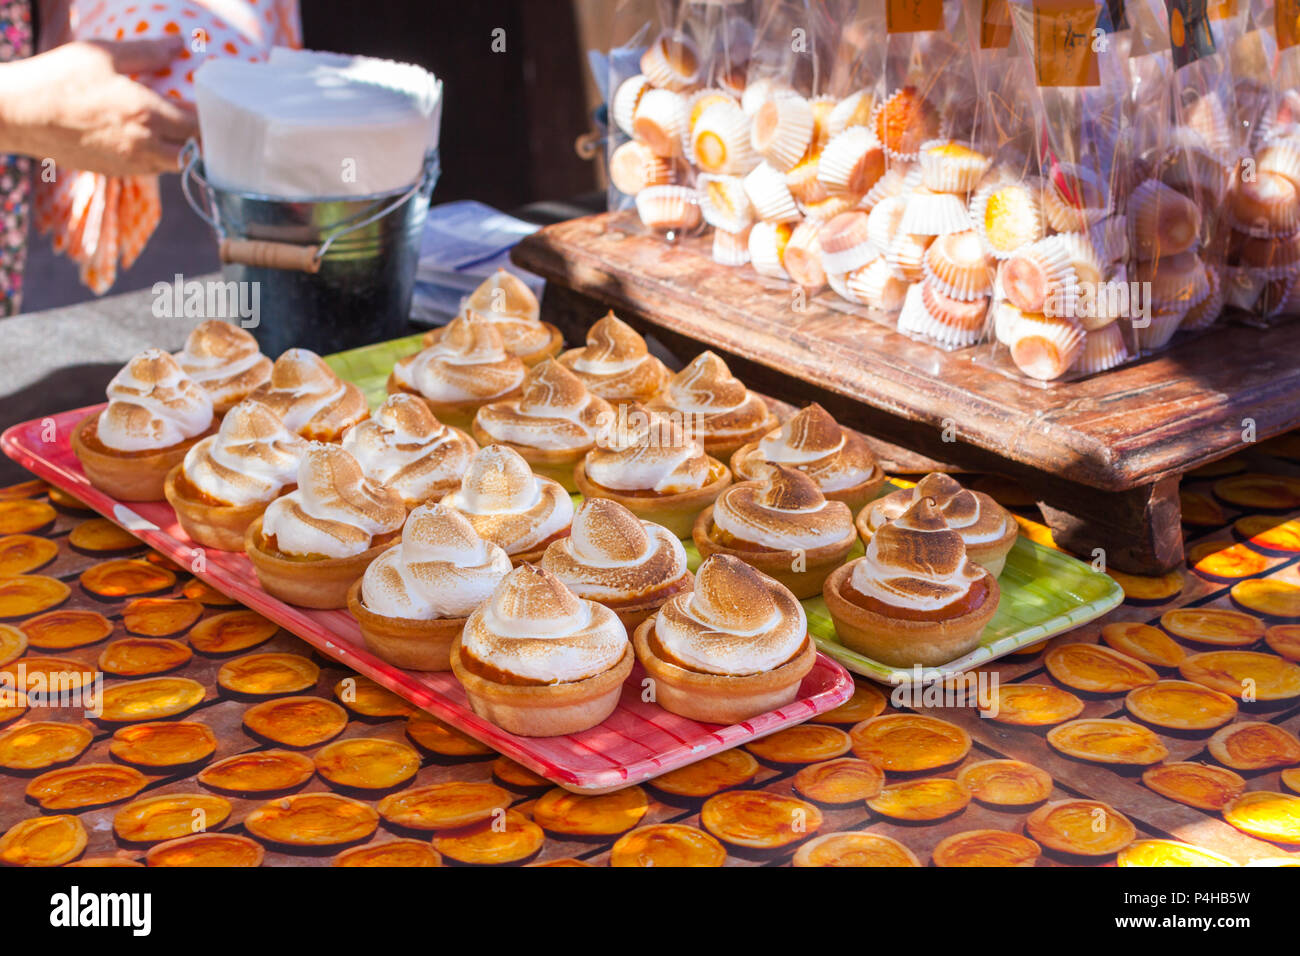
[181,140,440,273]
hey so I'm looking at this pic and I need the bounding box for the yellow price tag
[1033,0,1101,87]
[1208,0,1236,19]
[981,0,1014,48]
[1279,0,1300,50]
[887,0,945,33]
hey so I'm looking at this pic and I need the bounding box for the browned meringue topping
[474,360,614,453]
[737,403,878,493]
[583,405,712,494]
[542,498,689,603]
[712,465,854,550]
[425,271,547,357]
[175,321,271,412]
[863,473,1011,547]
[250,349,368,440]
[557,312,671,404]
[396,313,527,403]
[651,351,774,442]
[341,394,476,505]
[441,445,574,555]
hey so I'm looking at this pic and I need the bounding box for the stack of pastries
[69,304,1017,740]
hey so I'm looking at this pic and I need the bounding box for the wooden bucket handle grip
[219,238,321,274]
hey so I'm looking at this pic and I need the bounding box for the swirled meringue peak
[342,394,476,505]
[584,405,712,494]
[864,472,1011,546]
[249,348,368,440]
[182,399,307,506]
[442,445,574,555]
[475,359,614,452]
[174,320,271,411]
[651,351,773,442]
[97,348,214,452]
[361,502,511,620]
[850,496,985,613]
[394,312,526,402]
[461,564,629,683]
[746,403,879,492]
[558,312,670,403]
[654,554,807,676]
[460,269,550,355]
[261,443,406,559]
[542,497,689,602]
[712,465,854,550]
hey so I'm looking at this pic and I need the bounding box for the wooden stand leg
[1033,476,1184,575]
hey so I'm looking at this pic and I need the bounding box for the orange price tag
[1279,0,1300,50]
[887,0,945,33]
[1208,0,1235,18]
[1033,0,1101,87]
[981,0,1014,48]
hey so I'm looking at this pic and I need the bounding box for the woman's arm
[0,37,197,176]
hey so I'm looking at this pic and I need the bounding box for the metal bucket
[181,141,439,355]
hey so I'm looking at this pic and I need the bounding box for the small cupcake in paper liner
[1232,230,1300,280]
[1132,252,1211,312]
[641,31,701,92]
[1001,235,1080,315]
[1072,322,1130,375]
[1007,312,1085,381]
[783,220,827,289]
[918,140,992,195]
[742,162,801,223]
[897,188,973,237]
[1131,304,1188,353]
[1226,171,1300,239]
[633,88,688,158]
[713,226,752,267]
[1180,261,1224,331]
[749,221,794,279]
[1223,265,1268,312]
[1257,138,1300,191]
[871,87,940,162]
[751,94,815,172]
[866,195,907,252]
[691,100,756,176]
[886,231,934,283]
[845,256,908,312]
[861,164,913,211]
[971,177,1044,259]
[819,211,877,275]
[1043,163,1109,233]
[698,174,755,233]
[809,96,837,154]
[801,194,858,222]
[786,154,829,206]
[612,75,650,138]
[1160,128,1229,202]
[610,141,673,197]
[899,281,988,349]
[828,90,875,137]
[1183,91,1233,157]
[683,89,741,155]
[1129,179,1201,259]
[923,229,992,301]
[636,185,701,234]
[818,127,887,200]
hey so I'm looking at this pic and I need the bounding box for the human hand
[0,37,198,176]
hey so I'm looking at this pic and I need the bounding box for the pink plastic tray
[3,406,854,793]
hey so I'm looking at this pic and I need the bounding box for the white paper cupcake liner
[641,31,701,92]
[748,221,791,279]
[1129,178,1201,258]
[866,195,908,252]
[752,94,814,172]
[918,139,992,195]
[846,257,907,312]
[742,162,801,222]
[682,89,741,156]
[887,232,933,282]
[1180,262,1223,330]
[712,226,752,267]
[923,229,993,301]
[633,88,687,158]
[1008,313,1085,381]
[1131,306,1187,352]
[783,220,826,288]
[690,100,756,175]
[609,140,673,196]
[970,177,1045,259]
[1001,235,1078,315]
[697,174,755,233]
[861,164,912,210]
[819,211,877,275]
[636,185,701,233]
[827,268,862,304]
[612,75,650,138]
[1071,323,1130,374]
[913,281,989,348]
[817,127,886,199]
[829,90,875,137]
[1225,172,1300,239]
[897,188,973,236]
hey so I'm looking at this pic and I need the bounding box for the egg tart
[730,403,886,513]
[1180,490,1226,527]
[1236,517,1300,554]
[114,793,233,844]
[1117,839,1235,867]
[181,578,239,606]
[314,738,421,791]
[406,713,491,757]
[858,473,1018,577]
[335,840,444,867]
[0,575,69,617]
[493,756,550,791]
[0,814,87,866]
[165,398,308,550]
[849,713,971,772]
[1285,767,1300,794]
[1100,621,1187,668]
[1179,650,1300,701]
[811,681,887,725]
[792,757,884,805]
[868,777,971,822]
[610,824,727,867]
[245,443,406,609]
[648,351,778,465]
[576,405,731,539]
[1106,567,1185,605]
[0,623,25,664]
[700,790,823,853]
[694,465,857,599]
[556,312,671,408]
[0,535,57,576]
[443,269,561,367]
[110,721,217,770]
[187,609,278,655]
[99,637,193,677]
[792,831,920,867]
[633,555,815,724]
[390,312,527,431]
[1231,579,1300,619]
[1141,762,1245,811]
[197,750,316,795]
[745,725,852,766]
[217,652,319,696]
[532,786,650,838]
[64,857,143,868]
[542,497,693,631]
[1187,541,1270,581]
[241,696,348,748]
[825,497,999,667]
[245,793,379,848]
[333,676,413,718]
[46,487,90,512]
[0,655,95,694]
[1207,721,1300,770]
[432,809,545,865]
[1214,473,1300,510]
[451,565,632,737]
[72,349,216,501]
[0,690,25,725]
[1125,680,1239,732]
[1047,718,1169,766]
[0,721,92,770]
[122,597,202,637]
[174,319,271,413]
[933,830,1042,867]
[79,559,172,599]
[1222,791,1300,844]
[1044,642,1158,694]
[247,348,367,442]
[146,833,265,867]
[1266,624,1300,661]
[987,682,1085,727]
[957,759,1054,807]
[378,781,513,832]
[0,500,55,536]
[1026,799,1136,857]
[647,748,760,801]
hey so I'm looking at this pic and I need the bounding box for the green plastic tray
[327,334,1124,686]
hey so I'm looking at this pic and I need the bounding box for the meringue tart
[341,394,478,508]
[541,497,692,631]
[730,403,886,512]
[447,268,561,367]
[1047,718,1169,765]
[249,348,368,441]
[164,399,307,550]
[859,474,1018,576]
[174,320,271,414]
[1207,721,1300,770]
[632,555,817,724]
[442,444,574,564]
[347,502,511,671]
[556,312,671,407]
[933,830,1042,867]
[791,831,920,867]
[576,405,731,539]
[609,824,727,867]
[648,351,779,465]
[450,564,633,737]
[245,443,406,609]
[1026,799,1136,857]
[695,465,857,599]
[825,497,999,667]
[390,312,527,431]
[73,349,216,501]
[472,359,614,492]
[1141,762,1246,810]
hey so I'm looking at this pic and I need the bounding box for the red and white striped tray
[3,406,854,793]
